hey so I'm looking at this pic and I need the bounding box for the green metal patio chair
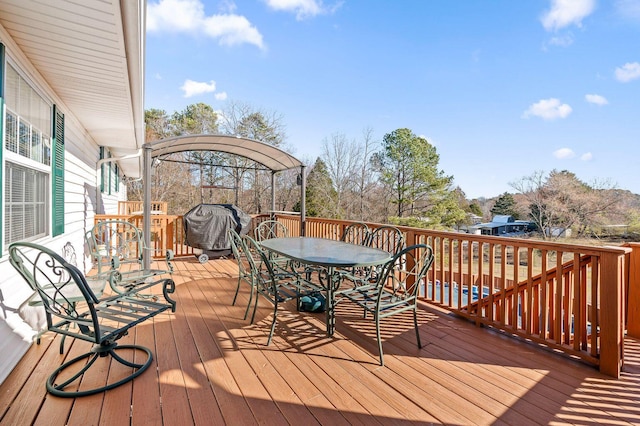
[335,222,373,283]
[367,225,405,256]
[229,228,256,320]
[253,219,295,270]
[9,242,176,397]
[244,236,324,345]
[336,243,434,366]
[254,219,289,241]
[341,222,371,245]
[340,225,406,289]
[86,219,174,296]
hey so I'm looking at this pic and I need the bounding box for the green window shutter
[52,105,65,236]
[115,164,120,192]
[0,43,4,254]
[108,157,112,195]
[99,147,105,193]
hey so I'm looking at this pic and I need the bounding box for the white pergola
[141,134,307,268]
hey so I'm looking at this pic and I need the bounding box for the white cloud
[147,0,265,49]
[581,152,593,161]
[181,79,217,97]
[553,148,576,159]
[215,92,228,100]
[522,98,572,120]
[585,94,609,105]
[541,0,596,31]
[154,73,162,80]
[263,0,341,20]
[615,62,640,82]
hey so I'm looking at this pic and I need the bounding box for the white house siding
[0,24,125,385]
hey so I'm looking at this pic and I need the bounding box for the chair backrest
[341,222,370,245]
[242,236,278,292]
[9,242,102,341]
[229,228,251,278]
[376,244,435,302]
[254,220,289,242]
[86,220,144,274]
[367,225,405,256]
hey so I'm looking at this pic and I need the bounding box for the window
[100,147,120,195]
[4,162,49,243]
[3,61,54,244]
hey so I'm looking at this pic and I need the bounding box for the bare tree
[217,100,289,213]
[510,170,622,240]
[353,127,379,221]
[321,132,361,219]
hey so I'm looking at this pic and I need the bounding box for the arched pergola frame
[141,134,307,268]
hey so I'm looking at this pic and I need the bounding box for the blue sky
[144,0,640,199]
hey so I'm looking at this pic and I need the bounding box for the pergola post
[142,144,152,270]
[271,171,276,220]
[300,165,306,236]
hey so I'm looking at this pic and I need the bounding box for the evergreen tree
[373,128,464,226]
[304,158,337,217]
[491,192,519,219]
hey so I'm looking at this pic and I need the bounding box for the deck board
[1,257,639,425]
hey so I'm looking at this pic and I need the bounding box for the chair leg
[232,276,242,305]
[243,284,254,320]
[250,292,260,324]
[413,308,422,348]
[267,303,278,346]
[375,314,384,366]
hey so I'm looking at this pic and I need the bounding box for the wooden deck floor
[1,257,640,425]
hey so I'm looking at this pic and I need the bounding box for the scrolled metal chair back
[254,220,289,242]
[341,222,370,245]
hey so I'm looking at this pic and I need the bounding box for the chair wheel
[198,253,209,263]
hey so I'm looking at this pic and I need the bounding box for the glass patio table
[259,237,393,336]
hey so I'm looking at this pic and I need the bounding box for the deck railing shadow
[4,256,640,424]
[94,213,636,378]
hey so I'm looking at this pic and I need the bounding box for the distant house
[468,215,536,236]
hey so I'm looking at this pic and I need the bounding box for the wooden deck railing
[95,214,195,259]
[117,201,167,215]
[94,212,636,377]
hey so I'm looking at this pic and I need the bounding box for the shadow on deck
[1,257,639,425]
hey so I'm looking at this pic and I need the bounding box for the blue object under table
[259,237,392,336]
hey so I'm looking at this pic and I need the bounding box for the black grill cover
[183,204,251,251]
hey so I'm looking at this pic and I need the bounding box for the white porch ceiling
[0,0,145,178]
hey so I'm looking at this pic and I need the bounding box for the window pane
[31,129,42,163]
[18,120,30,158]
[5,162,49,244]
[4,63,51,166]
[5,110,18,153]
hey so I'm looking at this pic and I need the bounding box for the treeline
[480,171,640,240]
[133,101,639,241]
[132,102,470,228]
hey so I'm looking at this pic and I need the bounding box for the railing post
[599,251,624,378]
[626,243,640,338]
